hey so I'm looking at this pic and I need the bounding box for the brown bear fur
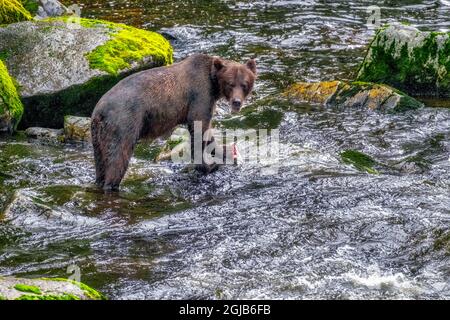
[91,53,257,191]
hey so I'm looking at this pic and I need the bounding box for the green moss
[0,295,6,300]
[52,17,173,75]
[166,137,184,150]
[14,283,42,294]
[340,150,379,174]
[393,92,425,112]
[41,278,106,300]
[134,142,163,162]
[0,0,32,24]
[219,107,283,130]
[20,0,39,15]
[0,59,24,131]
[16,293,81,300]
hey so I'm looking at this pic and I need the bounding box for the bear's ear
[213,58,225,71]
[246,59,257,75]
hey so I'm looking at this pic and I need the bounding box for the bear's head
[212,57,257,113]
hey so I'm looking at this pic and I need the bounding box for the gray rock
[0,276,105,300]
[25,127,64,144]
[36,0,67,18]
[64,115,91,142]
[0,18,173,128]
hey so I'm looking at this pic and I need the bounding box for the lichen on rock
[357,23,450,97]
[285,80,424,112]
[0,59,23,132]
[0,0,32,24]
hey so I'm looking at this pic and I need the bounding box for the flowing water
[1,0,450,299]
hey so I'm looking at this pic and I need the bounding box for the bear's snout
[231,98,242,113]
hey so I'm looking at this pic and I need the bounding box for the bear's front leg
[188,120,222,174]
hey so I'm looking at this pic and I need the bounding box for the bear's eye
[242,84,248,91]
[227,82,235,88]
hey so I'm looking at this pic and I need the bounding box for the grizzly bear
[91,53,257,191]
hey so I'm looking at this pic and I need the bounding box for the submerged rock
[285,81,424,112]
[0,18,173,128]
[340,150,379,174]
[25,126,64,144]
[357,24,450,97]
[0,60,23,133]
[0,0,32,24]
[0,276,105,300]
[64,115,91,142]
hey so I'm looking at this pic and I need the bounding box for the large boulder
[0,17,173,128]
[0,60,24,132]
[284,81,424,112]
[357,24,450,97]
[0,0,32,24]
[0,276,105,300]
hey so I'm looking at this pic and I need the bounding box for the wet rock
[0,18,173,128]
[0,0,32,24]
[64,116,91,142]
[285,81,424,112]
[0,276,105,300]
[218,98,285,130]
[0,60,23,133]
[35,0,67,18]
[357,23,450,97]
[25,127,64,144]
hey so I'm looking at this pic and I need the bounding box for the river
[0,0,449,299]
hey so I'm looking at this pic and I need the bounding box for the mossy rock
[0,17,173,128]
[217,97,286,130]
[0,0,32,24]
[357,23,450,97]
[0,276,106,300]
[285,80,423,112]
[0,59,23,132]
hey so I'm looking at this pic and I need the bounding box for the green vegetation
[0,0,32,24]
[14,283,42,294]
[0,59,24,131]
[340,150,379,174]
[41,278,106,300]
[21,0,39,15]
[134,142,163,162]
[16,293,81,300]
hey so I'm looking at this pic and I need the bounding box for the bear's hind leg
[102,134,137,192]
[91,116,107,188]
